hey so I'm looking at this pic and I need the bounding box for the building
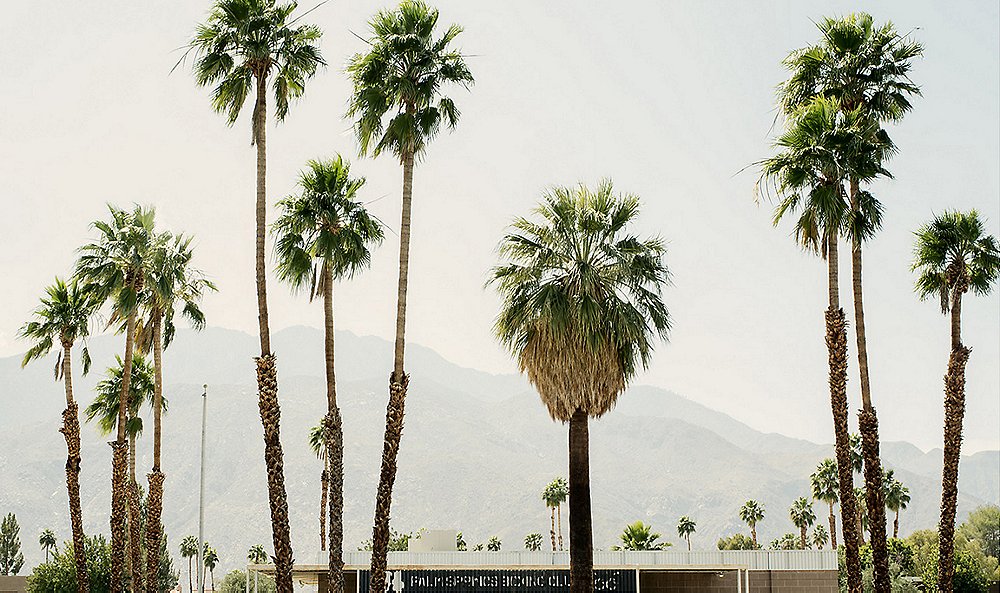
[250,549,839,593]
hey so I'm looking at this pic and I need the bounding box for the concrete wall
[0,576,27,593]
[639,570,837,593]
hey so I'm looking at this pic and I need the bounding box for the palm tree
[812,525,829,550]
[308,423,328,552]
[20,278,98,593]
[38,530,56,564]
[790,498,817,549]
[203,546,218,592]
[759,96,876,592]
[346,5,473,589]
[247,545,268,593]
[186,4,324,589]
[548,477,568,551]
[180,536,198,593]
[616,522,667,551]
[811,458,840,549]
[912,210,999,593]
[85,353,159,592]
[541,483,559,551]
[849,433,864,475]
[137,232,212,593]
[781,17,923,591]
[486,537,502,552]
[883,471,910,539]
[676,517,696,551]
[491,182,670,593]
[524,533,542,552]
[739,500,765,548]
[273,156,383,593]
[75,204,157,593]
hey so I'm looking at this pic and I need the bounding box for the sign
[359,569,636,593]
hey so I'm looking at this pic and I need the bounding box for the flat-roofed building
[250,549,838,593]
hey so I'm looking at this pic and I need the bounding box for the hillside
[0,326,996,574]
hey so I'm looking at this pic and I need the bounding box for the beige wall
[0,576,27,593]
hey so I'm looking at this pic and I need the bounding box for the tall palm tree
[759,95,879,592]
[75,204,157,593]
[790,498,817,550]
[912,210,999,593]
[38,530,57,564]
[616,522,667,551]
[549,477,568,551]
[541,482,559,552]
[203,546,218,592]
[136,232,212,593]
[491,182,670,593]
[811,458,840,549]
[781,16,923,591]
[739,500,765,548]
[273,156,383,593]
[180,536,198,593]
[883,471,910,539]
[346,5,473,589]
[186,5,323,589]
[20,278,98,593]
[85,353,159,593]
[676,517,696,551]
[813,525,830,550]
[307,423,328,552]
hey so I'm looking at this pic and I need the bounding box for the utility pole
[197,385,208,593]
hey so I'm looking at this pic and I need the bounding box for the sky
[1,0,998,453]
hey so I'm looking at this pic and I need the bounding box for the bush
[26,536,111,593]
[218,570,276,593]
[717,533,757,550]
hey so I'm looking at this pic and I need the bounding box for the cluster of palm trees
[541,478,568,551]
[758,13,999,593]
[21,205,212,593]
[179,537,225,593]
[177,0,474,591]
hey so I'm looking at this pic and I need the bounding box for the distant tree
[524,533,542,552]
[40,530,57,564]
[548,478,569,551]
[849,433,863,474]
[958,505,1000,560]
[811,458,841,549]
[883,470,911,539]
[203,546,218,591]
[455,533,466,552]
[855,487,868,545]
[0,514,24,575]
[247,546,268,565]
[25,535,112,593]
[739,500,765,548]
[790,497,817,549]
[541,482,560,551]
[614,522,668,551]
[154,535,179,593]
[357,530,418,553]
[487,537,502,552]
[813,525,829,550]
[770,533,800,551]
[180,536,198,593]
[471,544,483,552]
[676,517,696,551]
[717,534,755,551]
[218,571,276,593]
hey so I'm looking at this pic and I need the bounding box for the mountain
[1,326,996,575]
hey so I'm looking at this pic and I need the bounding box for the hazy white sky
[1,1,997,452]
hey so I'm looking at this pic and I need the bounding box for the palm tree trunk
[550,509,557,551]
[849,179,890,593]
[187,557,193,593]
[938,287,969,593]
[568,409,593,593]
[557,504,564,551]
[146,312,166,593]
[128,431,144,593]
[800,527,807,550]
[60,341,90,593]
[319,462,328,552]
[829,502,837,550]
[825,229,863,593]
[369,149,415,593]
[323,268,346,593]
[893,510,899,540]
[686,536,691,552]
[751,525,757,549]
[250,75,293,593]
[111,306,138,593]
